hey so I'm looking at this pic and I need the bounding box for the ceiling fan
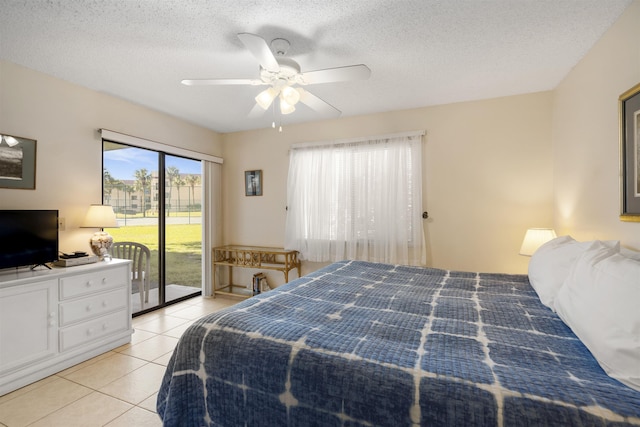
[181,33,371,119]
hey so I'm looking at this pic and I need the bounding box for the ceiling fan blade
[237,33,280,73]
[299,90,341,118]
[299,64,371,85]
[248,103,266,118]
[181,78,262,86]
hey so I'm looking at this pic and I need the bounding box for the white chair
[111,241,151,308]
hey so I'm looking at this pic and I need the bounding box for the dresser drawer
[59,309,129,352]
[59,267,126,300]
[59,287,127,326]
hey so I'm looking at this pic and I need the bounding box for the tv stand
[0,259,132,396]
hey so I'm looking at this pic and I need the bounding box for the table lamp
[519,228,557,256]
[81,204,119,259]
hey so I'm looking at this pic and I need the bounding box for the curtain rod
[290,130,425,149]
[99,129,223,164]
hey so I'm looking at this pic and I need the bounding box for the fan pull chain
[272,101,277,129]
[271,100,283,132]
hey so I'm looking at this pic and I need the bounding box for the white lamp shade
[255,87,279,110]
[281,86,301,106]
[279,98,296,115]
[82,204,118,228]
[519,228,557,256]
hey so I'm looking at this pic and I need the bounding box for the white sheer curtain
[285,132,426,266]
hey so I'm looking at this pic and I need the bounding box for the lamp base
[89,231,113,260]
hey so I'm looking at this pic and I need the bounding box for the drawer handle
[86,328,94,336]
[49,312,56,318]
[102,300,108,308]
[86,304,93,312]
[48,320,56,326]
[102,323,109,331]
[101,277,108,285]
[86,280,94,287]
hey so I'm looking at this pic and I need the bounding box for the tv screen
[0,210,59,270]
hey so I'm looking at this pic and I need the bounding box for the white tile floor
[0,295,242,427]
[131,284,201,314]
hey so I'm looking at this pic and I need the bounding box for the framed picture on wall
[619,83,640,221]
[245,170,262,196]
[0,134,37,190]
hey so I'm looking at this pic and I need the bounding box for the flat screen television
[0,210,59,270]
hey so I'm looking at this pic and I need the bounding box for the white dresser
[0,259,132,395]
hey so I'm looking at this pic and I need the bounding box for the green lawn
[108,224,202,287]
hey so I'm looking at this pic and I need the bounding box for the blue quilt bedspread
[157,260,640,426]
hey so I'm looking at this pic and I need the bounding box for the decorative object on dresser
[81,204,119,259]
[0,134,37,190]
[0,259,133,395]
[619,82,640,221]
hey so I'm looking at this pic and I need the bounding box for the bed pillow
[555,240,640,391]
[621,246,640,261]
[527,236,620,311]
[527,235,575,309]
[527,236,589,310]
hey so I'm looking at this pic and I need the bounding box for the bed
[157,255,640,426]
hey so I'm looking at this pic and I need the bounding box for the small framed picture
[0,134,37,190]
[245,170,262,196]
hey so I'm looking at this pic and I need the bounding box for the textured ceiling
[0,0,632,133]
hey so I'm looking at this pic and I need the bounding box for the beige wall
[221,91,554,277]
[5,1,636,280]
[0,60,222,253]
[552,0,640,251]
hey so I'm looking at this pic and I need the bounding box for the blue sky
[104,147,201,180]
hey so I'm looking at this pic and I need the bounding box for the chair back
[111,241,151,305]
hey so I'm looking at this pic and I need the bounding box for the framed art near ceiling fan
[181,33,371,119]
[619,82,640,222]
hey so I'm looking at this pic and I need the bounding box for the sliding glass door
[164,154,202,304]
[103,142,202,315]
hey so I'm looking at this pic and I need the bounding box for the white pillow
[621,246,640,261]
[555,240,640,391]
[528,236,589,310]
[527,236,620,311]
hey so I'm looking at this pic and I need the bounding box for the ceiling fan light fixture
[280,98,296,115]
[255,87,279,110]
[182,33,370,122]
[281,86,301,106]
